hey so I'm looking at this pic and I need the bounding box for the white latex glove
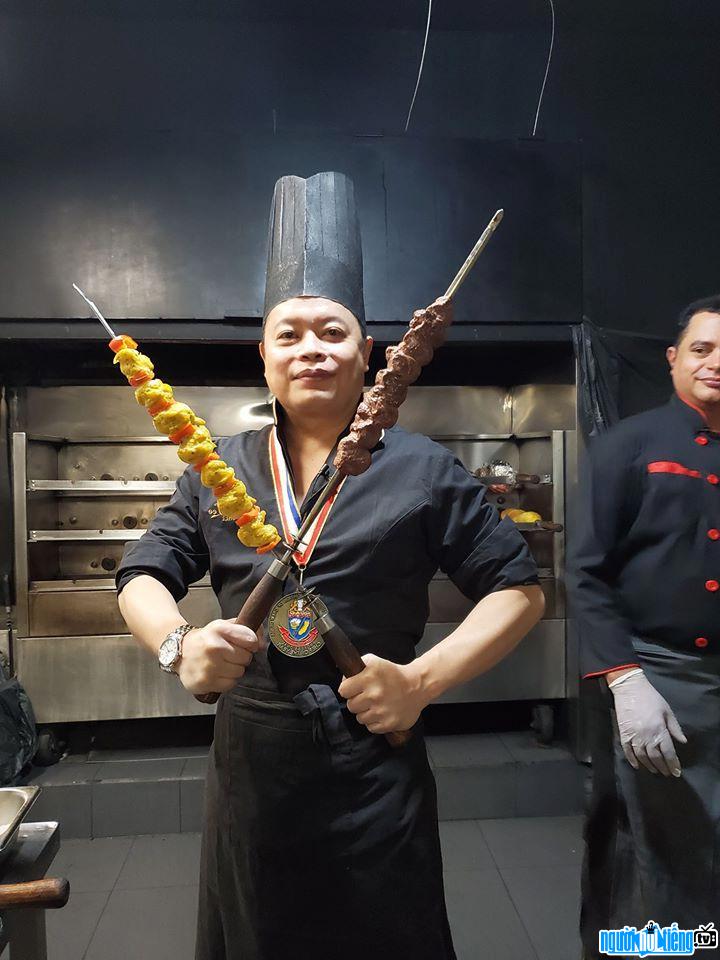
[609,669,687,777]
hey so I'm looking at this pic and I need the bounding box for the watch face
[159,636,180,667]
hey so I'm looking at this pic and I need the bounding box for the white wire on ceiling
[404,0,434,133]
[531,0,556,137]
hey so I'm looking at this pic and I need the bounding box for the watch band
[158,623,195,674]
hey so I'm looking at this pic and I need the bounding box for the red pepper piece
[193,452,220,473]
[235,507,260,527]
[169,422,195,444]
[213,478,237,498]
[109,335,138,352]
[128,372,152,387]
[147,399,173,416]
[256,536,281,554]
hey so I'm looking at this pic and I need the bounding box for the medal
[268,591,327,659]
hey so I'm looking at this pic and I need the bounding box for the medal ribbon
[268,427,345,568]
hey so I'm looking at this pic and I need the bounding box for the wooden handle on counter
[0,878,69,909]
[194,570,286,705]
[318,617,413,749]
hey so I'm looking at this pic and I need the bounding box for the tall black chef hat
[263,171,366,334]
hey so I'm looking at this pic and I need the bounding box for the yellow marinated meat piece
[113,348,154,379]
[237,511,276,547]
[152,402,194,435]
[201,460,235,488]
[177,426,215,465]
[134,379,174,408]
[244,526,281,548]
[217,485,256,520]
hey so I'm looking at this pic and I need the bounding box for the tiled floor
[43,816,583,960]
[26,734,585,837]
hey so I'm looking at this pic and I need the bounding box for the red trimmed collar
[672,392,712,433]
[676,392,709,425]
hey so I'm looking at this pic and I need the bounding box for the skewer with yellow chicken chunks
[108,334,281,553]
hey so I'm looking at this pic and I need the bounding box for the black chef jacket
[116,418,538,694]
[570,392,720,677]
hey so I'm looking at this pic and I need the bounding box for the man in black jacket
[117,172,545,960]
[571,296,720,954]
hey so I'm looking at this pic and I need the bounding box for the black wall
[1,1,719,337]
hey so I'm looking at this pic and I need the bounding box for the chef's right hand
[609,669,687,777]
[176,619,260,695]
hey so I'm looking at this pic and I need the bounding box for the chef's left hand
[339,655,426,733]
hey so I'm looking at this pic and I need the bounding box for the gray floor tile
[115,833,201,889]
[46,890,109,960]
[85,885,199,960]
[436,764,517,820]
[444,868,538,960]
[92,758,185,782]
[499,730,576,763]
[92,781,180,837]
[27,762,96,785]
[428,733,515,767]
[501,865,582,960]
[52,837,134,893]
[479,815,584,868]
[181,756,209,779]
[439,820,495,871]
[516,759,585,817]
[30,784,92,839]
[180,778,205,833]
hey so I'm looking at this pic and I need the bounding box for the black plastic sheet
[573,319,672,438]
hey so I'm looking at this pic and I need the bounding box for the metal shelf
[28,480,176,495]
[26,435,172,445]
[29,529,146,542]
[515,522,564,533]
[29,575,212,592]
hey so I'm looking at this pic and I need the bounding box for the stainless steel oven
[8,382,576,726]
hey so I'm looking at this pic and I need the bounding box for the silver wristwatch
[158,624,194,674]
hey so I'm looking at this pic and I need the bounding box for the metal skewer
[72,283,118,340]
[444,209,503,301]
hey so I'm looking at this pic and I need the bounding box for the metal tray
[0,786,40,862]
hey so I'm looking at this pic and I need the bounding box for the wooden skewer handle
[315,613,413,749]
[193,566,288,705]
[0,878,70,910]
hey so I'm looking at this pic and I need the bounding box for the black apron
[581,638,720,957]
[195,683,456,960]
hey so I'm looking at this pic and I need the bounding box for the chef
[116,171,544,960]
[570,296,720,955]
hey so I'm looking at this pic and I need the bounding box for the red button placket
[699,435,718,648]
